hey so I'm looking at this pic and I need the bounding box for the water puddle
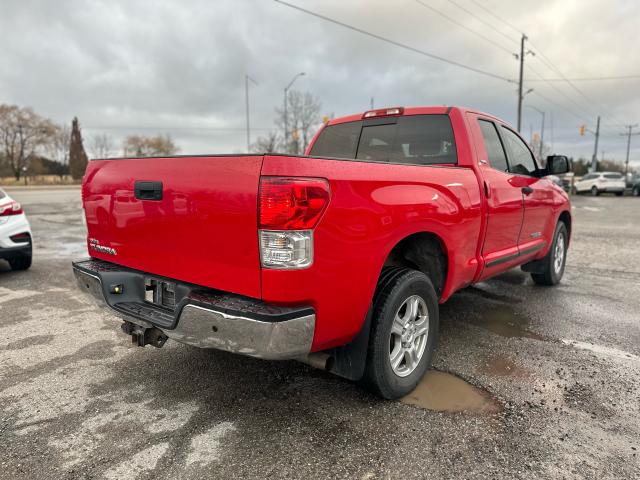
[477,354,530,378]
[401,371,501,414]
[473,305,546,341]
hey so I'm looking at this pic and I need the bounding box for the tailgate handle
[135,181,163,200]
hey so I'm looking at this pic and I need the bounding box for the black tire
[590,186,599,196]
[531,222,568,286]
[9,255,32,271]
[615,191,624,197]
[8,242,32,271]
[633,187,640,197]
[364,267,439,399]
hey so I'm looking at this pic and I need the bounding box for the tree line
[0,104,179,181]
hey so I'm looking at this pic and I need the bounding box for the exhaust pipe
[297,352,334,371]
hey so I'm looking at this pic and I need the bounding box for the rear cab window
[604,173,623,179]
[309,114,457,166]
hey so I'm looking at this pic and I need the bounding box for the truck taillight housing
[0,202,23,216]
[259,177,330,230]
[258,177,329,269]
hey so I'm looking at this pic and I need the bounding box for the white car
[0,188,32,270]
[573,171,626,196]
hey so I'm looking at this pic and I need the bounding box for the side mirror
[546,155,570,175]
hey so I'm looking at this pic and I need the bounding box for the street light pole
[283,72,305,153]
[245,75,258,152]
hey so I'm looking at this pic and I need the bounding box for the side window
[500,127,538,176]
[478,119,508,172]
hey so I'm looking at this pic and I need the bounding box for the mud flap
[325,306,372,381]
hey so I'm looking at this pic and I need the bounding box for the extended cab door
[498,126,552,258]
[467,114,524,277]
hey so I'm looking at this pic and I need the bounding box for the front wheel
[591,186,599,196]
[531,222,568,286]
[633,187,640,197]
[364,268,439,399]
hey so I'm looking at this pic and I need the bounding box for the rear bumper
[72,258,315,360]
[0,244,31,260]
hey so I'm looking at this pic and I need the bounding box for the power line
[414,0,512,55]
[273,0,514,83]
[444,0,518,45]
[460,0,630,129]
[467,0,522,36]
[527,75,640,82]
[527,40,628,128]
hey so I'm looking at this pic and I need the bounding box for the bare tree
[122,134,179,157]
[250,131,281,153]
[275,90,322,155]
[47,124,71,177]
[90,133,115,159]
[0,104,57,180]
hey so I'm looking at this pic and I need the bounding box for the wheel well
[382,233,448,297]
[558,210,571,240]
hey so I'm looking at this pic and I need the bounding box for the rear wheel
[364,268,438,399]
[8,242,32,271]
[531,222,567,286]
[590,186,599,196]
[633,186,640,197]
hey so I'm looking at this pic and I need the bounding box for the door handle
[522,186,533,195]
[135,181,163,200]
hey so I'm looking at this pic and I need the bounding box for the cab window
[478,120,509,172]
[500,126,538,176]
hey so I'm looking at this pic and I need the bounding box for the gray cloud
[1,0,638,164]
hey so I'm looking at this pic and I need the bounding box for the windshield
[309,114,457,165]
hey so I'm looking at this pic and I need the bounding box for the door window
[478,120,509,172]
[500,127,538,176]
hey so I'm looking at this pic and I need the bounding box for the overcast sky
[1,0,639,166]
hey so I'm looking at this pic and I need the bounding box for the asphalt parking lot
[1,186,639,479]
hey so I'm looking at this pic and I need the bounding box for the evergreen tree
[69,117,88,180]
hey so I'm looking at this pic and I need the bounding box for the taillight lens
[259,177,330,229]
[0,202,23,216]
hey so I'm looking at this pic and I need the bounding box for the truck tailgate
[82,155,263,298]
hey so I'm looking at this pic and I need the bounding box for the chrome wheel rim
[554,233,565,274]
[389,295,429,377]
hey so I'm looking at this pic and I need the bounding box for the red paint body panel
[81,106,571,353]
[83,155,263,298]
[260,155,482,351]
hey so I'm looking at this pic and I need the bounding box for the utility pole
[620,124,639,175]
[370,97,374,110]
[245,75,257,152]
[525,105,545,160]
[591,116,600,173]
[283,72,305,153]
[515,34,532,133]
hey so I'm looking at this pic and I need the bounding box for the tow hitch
[121,321,168,348]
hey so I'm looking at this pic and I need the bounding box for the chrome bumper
[72,259,315,360]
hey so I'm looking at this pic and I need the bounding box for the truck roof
[326,106,502,126]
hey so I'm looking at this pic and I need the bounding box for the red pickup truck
[73,106,571,398]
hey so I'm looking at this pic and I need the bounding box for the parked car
[73,106,571,399]
[630,175,640,197]
[573,171,626,196]
[0,188,32,271]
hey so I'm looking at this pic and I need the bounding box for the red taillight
[0,202,23,216]
[362,107,404,119]
[259,177,330,229]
